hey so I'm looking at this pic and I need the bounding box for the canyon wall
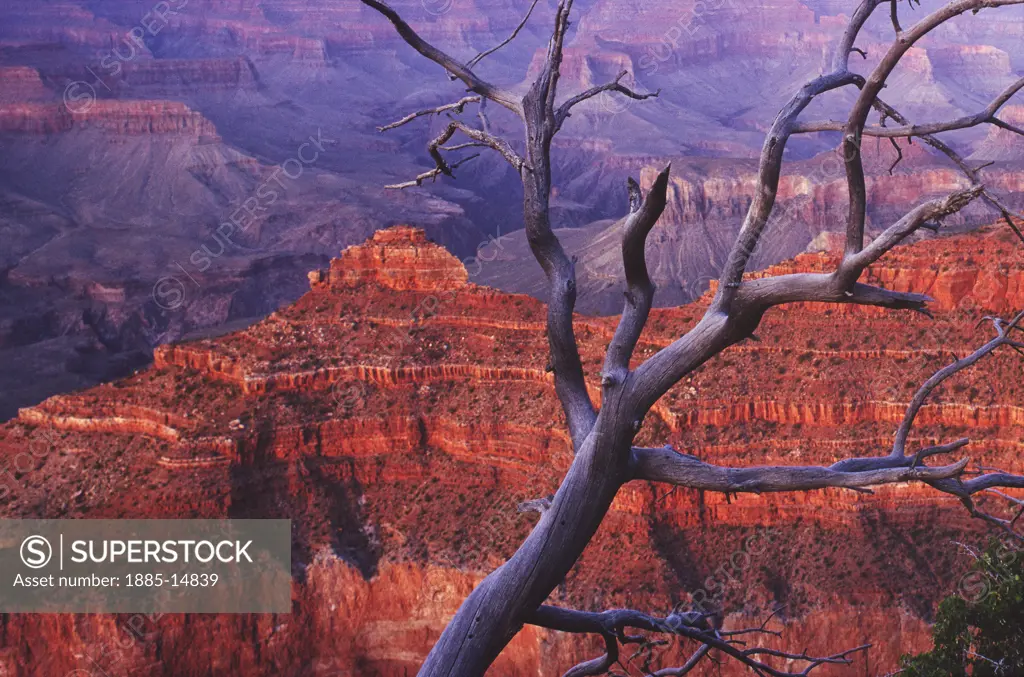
[1,226,1022,675]
[2,0,1024,416]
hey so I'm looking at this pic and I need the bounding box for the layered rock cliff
[1,0,1023,417]
[0,100,219,136]
[1,226,1021,676]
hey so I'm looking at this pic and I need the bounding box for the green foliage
[899,539,1024,677]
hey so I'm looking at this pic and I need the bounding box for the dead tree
[361,0,1024,674]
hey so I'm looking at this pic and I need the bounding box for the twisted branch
[359,0,522,115]
[384,119,524,189]
[603,165,672,378]
[555,70,661,131]
[792,76,1024,136]
[633,310,1024,541]
[378,96,481,132]
[868,97,1024,246]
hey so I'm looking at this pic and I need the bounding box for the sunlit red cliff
[1,225,1022,675]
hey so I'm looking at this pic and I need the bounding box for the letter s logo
[20,535,52,569]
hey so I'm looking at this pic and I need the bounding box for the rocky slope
[1,225,1022,676]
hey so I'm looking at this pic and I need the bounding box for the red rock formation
[326,226,470,292]
[1,225,1022,676]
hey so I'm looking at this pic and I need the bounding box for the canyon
[1,0,1023,416]
[0,225,1022,675]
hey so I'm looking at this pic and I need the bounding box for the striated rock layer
[1,226,1023,675]
[0,100,220,136]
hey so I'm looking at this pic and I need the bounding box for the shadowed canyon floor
[0,225,1022,675]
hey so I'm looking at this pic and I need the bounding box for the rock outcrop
[0,100,219,136]
[0,67,49,102]
[1,226,1022,676]
[323,226,470,292]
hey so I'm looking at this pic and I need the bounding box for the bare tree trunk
[420,421,631,676]
[420,81,635,670]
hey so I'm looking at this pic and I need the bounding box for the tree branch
[444,120,525,169]
[359,0,523,115]
[708,0,885,313]
[635,310,1024,540]
[603,165,672,378]
[711,69,866,310]
[630,446,970,493]
[385,122,479,189]
[890,0,905,34]
[892,309,1024,457]
[792,76,1024,136]
[648,645,711,676]
[562,632,618,677]
[518,0,598,450]
[465,0,541,72]
[527,605,870,677]
[378,96,481,132]
[555,70,660,131]
[387,118,524,191]
[839,0,1024,260]
[631,172,985,411]
[831,0,886,71]
[839,184,984,280]
[384,153,479,190]
[868,97,1024,246]
[990,115,1024,137]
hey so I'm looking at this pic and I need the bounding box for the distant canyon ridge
[0,0,1022,417]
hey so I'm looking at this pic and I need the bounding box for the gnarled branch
[893,309,1024,456]
[635,310,1024,540]
[630,447,970,493]
[528,605,870,677]
[378,96,481,132]
[519,0,599,450]
[603,165,672,378]
[359,0,522,115]
[869,97,1024,246]
[385,118,524,191]
[562,632,618,677]
[838,184,984,283]
[839,0,1024,260]
[384,153,479,190]
[792,76,1024,137]
[632,166,987,411]
[712,69,867,309]
[555,70,660,132]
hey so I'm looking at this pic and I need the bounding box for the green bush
[899,539,1024,677]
